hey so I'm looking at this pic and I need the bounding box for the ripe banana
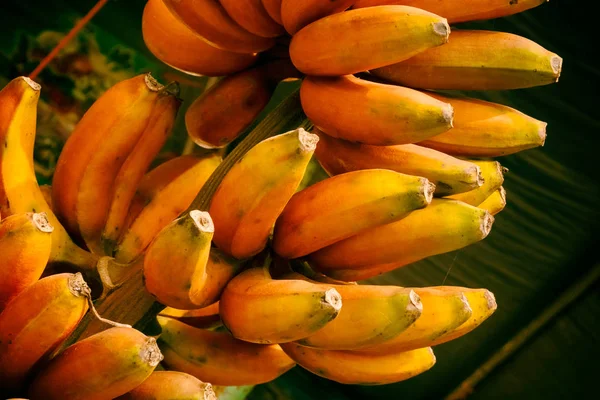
[191,249,244,309]
[447,160,506,206]
[143,211,213,309]
[289,5,450,76]
[0,76,96,270]
[272,169,435,259]
[142,0,257,77]
[0,212,53,310]
[160,301,222,330]
[209,128,317,259]
[219,266,342,344]
[284,272,423,350]
[478,186,507,216]
[281,343,436,385]
[313,128,483,196]
[162,0,275,54]
[220,0,285,37]
[418,92,547,157]
[358,287,472,354]
[158,316,296,386]
[0,273,89,392]
[116,371,216,400]
[371,30,562,90]
[262,0,283,24]
[29,327,163,400]
[300,75,453,146]
[281,0,354,35]
[114,154,221,263]
[352,0,548,24]
[310,198,494,280]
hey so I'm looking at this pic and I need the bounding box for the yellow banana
[209,128,317,259]
[311,199,494,281]
[280,343,436,385]
[313,128,483,196]
[272,169,435,259]
[478,186,507,216]
[447,160,506,206]
[219,266,343,344]
[281,0,355,35]
[116,371,216,400]
[158,316,296,386]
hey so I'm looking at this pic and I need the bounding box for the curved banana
[191,249,244,309]
[310,199,494,280]
[262,0,283,24]
[281,343,436,385]
[478,186,507,215]
[144,211,213,309]
[300,75,453,146]
[352,0,548,24]
[219,266,342,344]
[160,301,222,330]
[272,169,435,259]
[313,128,482,196]
[281,0,354,35]
[142,0,257,77]
[419,92,547,157]
[158,316,296,386]
[289,5,449,76]
[116,371,215,400]
[162,0,275,54]
[447,160,506,206]
[0,273,89,392]
[0,212,53,310]
[371,30,562,90]
[220,0,284,37]
[114,154,220,263]
[29,327,162,400]
[209,128,317,259]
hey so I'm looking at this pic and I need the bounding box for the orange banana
[313,128,482,196]
[220,0,285,37]
[142,0,257,77]
[281,343,436,385]
[272,169,435,259]
[116,371,215,400]
[447,160,505,206]
[419,92,547,157]
[281,0,354,35]
[478,186,507,216]
[29,327,163,400]
[209,128,317,259]
[311,199,494,280]
[160,301,222,330]
[262,0,283,24]
[163,0,275,54]
[0,212,53,310]
[301,75,453,145]
[158,316,296,386]
[289,5,449,76]
[0,273,89,392]
[371,30,562,90]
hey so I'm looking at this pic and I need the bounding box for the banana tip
[485,290,497,312]
[424,181,436,204]
[203,383,217,400]
[551,55,563,81]
[432,20,450,42]
[498,186,507,206]
[482,212,495,238]
[324,288,343,313]
[408,290,423,315]
[190,210,215,233]
[538,122,548,146]
[31,212,54,233]
[298,128,319,153]
[23,76,41,91]
[443,104,454,128]
[140,336,164,367]
[145,72,165,92]
[68,272,91,298]
[475,166,485,187]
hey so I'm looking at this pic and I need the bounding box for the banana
[114,154,221,263]
[39,184,53,211]
[0,273,89,392]
[358,287,472,354]
[220,0,285,37]
[418,92,547,157]
[447,160,505,206]
[116,371,216,400]
[281,0,355,35]
[0,212,53,310]
[190,249,244,309]
[262,0,283,24]
[300,75,453,146]
[310,198,494,281]
[283,272,423,350]
[371,30,562,90]
[352,0,548,23]
[102,84,181,256]
[0,76,97,270]
[209,128,317,259]
[162,0,275,54]
[219,266,343,344]
[280,343,436,385]
[289,5,449,76]
[272,169,435,259]
[478,186,507,215]
[143,211,213,309]
[142,0,257,77]
[160,301,222,330]
[158,316,296,386]
[313,128,483,196]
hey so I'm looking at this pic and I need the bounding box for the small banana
[281,0,355,35]
[478,186,507,216]
[160,301,222,330]
[116,371,215,400]
[273,169,435,259]
[220,0,285,37]
[447,160,506,206]
[371,30,562,90]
